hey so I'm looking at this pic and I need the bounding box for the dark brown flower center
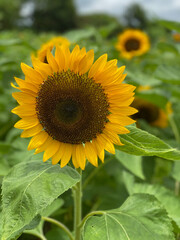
[125,38,140,52]
[36,70,109,144]
[131,99,160,123]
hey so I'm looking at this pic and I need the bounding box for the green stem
[42,216,74,240]
[175,180,180,196]
[169,114,180,197]
[79,211,104,229]
[169,114,180,144]
[74,168,82,240]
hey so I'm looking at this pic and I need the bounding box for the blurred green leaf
[83,193,174,240]
[115,150,145,179]
[117,126,180,161]
[64,27,99,43]
[157,42,179,54]
[155,65,180,84]
[159,20,180,32]
[0,39,21,46]
[1,161,80,240]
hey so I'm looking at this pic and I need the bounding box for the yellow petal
[31,55,52,79]
[21,124,43,138]
[55,45,65,71]
[69,45,80,71]
[84,142,98,167]
[61,45,71,71]
[60,143,73,168]
[14,117,39,129]
[96,134,115,154]
[21,63,43,84]
[43,140,60,162]
[106,122,130,134]
[51,142,64,165]
[12,104,36,117]
[75,144,86,170]
[88,54,107,79]
[35,136,54,154]
[108,115,135,126]
[14,77,39,92]
[91,138,105,163]
[103,129,123,146]
[47,50,59,72]
[28,131,49,150]
[12,92,36,104]
[78,49,94,75]
[71,145,80,168]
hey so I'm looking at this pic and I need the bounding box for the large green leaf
[117,126,180,161]
[115,150,145,179]
[133,183,180,228]
[155,65,180,84]
[83,193,174,240]
[1,161,80,240]
[159,20,180,32]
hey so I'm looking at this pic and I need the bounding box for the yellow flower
[173,33,180,42]
[116,29,150,59]
[12,45,137,169]
[37,36,70,62]
[131,98,169,128]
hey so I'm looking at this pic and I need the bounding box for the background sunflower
[116,29,150,59]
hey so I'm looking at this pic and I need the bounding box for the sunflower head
[37,36,70,62]
[116,29,150,59]
[12,44,137,170]
[131,98,169,128]
[173,33,180,42]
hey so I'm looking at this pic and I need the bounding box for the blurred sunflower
[131,98,170,128]
[12,45,137,169]
[173,33,180,42]
[116,29,150,59]
[37,36,70,62]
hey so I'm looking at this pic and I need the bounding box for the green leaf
[155,65,180,84]
[1,161,80,240]
[64,27,98,43]
[171,161,180,181]
[115,150,145,179]
[25,198,64,239]
[46,228,69,240]
[117,126,180,161]
[83,193,175,240]
[157,42,179,55]
[0,39,22,46]
[159,20,180,32]
[133,183,180,228]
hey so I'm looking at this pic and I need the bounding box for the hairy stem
[42,216,74,240]
[73,168,82,240]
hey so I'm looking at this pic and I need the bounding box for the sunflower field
[0,9,180,240]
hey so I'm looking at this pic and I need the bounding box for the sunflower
[173,33,180,42]
[12,44,137,169]
[37,36,70,62]
[131,98,169,128]
[116,29,150,59]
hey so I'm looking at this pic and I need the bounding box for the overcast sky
[75,0,180,22]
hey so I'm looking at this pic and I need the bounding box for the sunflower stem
[42,216,74,240]
[169,114,180,144]
[74,168,82,240]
